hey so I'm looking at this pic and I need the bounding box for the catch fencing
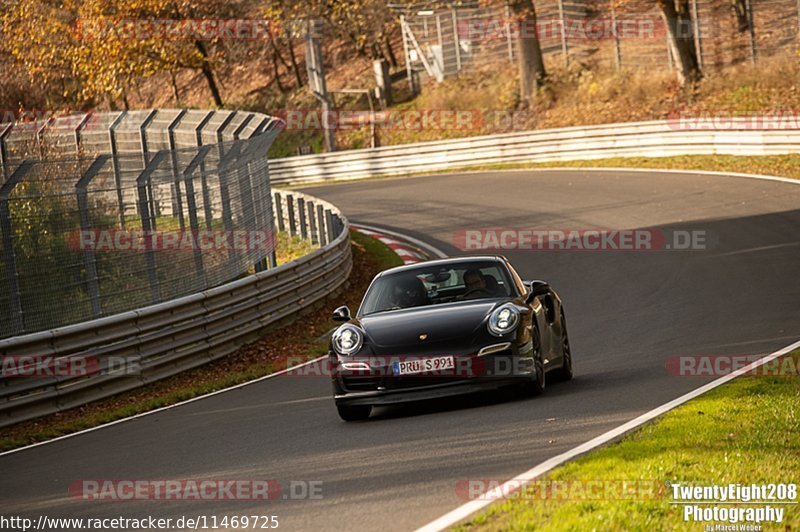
[0,109,282,338]
[399,0,800,82]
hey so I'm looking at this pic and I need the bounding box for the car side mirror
[332,306,351,322]
[524,280,550,304]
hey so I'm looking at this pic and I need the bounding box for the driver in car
[389,276,428,309]
[460,269,489,300]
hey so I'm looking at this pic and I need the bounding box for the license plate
[393,356,455,376]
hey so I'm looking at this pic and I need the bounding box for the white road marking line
[416,338,800,532]
[0,355,327,458]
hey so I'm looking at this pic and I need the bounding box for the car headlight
[332,325,364,355]
[488,304,520,336]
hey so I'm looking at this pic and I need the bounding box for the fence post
[136,151,168,304]
[0,161,35,335]
[557,0,569,66]
[451,9,462,71]
[108,111,128,228]
[73,112,92,158]
[744,0,757,64]
[610,0,621,70]
[195,111,216,229]
[435,13,444,77]
[182,145,212,287]
[666,29,674,71]
[35,118,52,159]
[797,0,800,40]
[505,5,514,62]
[0,123,11,182]
[690,0,703,69]
[217,140,243,270]
[75,155,111,318]
[167,110,187,230]
[139,110,159,224]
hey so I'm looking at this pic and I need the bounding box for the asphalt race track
[2,169,799,531]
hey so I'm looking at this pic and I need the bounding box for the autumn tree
[658,0,702,85]
[508,0,547,105]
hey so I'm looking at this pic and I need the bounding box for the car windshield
[360,261,517,315]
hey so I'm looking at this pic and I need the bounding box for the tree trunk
[731,0,750,31]
[384,34,398,68]
[286,37,304,87]
[660,0,702,85]
[170,70,181,106]
[272,50,287,93]
[194,40,224,107]
[510,0,547,104]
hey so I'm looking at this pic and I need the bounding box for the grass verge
[459,352,800,531]
[0,230,402,452]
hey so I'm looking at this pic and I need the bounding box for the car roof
[376,255,509,278]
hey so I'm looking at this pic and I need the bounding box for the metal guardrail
[0,190,351,428]
[269,118,800,184]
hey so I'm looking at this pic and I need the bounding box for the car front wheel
[522,321,545,397]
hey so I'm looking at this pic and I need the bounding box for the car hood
[355,300,505,349]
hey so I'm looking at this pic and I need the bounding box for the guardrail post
[325,209,336,242]
[286,194,297,236]
[0,160,35,335]
[75,155,111,318]
[317,205,330,246]
[167,110,187,230]
[182,146,212,287]
[298,197,308,241]
[136,151,168,303]
[307,201,318,245]
[273,192,285,232]
[108,111,128,228]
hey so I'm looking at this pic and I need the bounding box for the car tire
[523,321,545,397]
[556,309,573,381]
[337,404,372,421]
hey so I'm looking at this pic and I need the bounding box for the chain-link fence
[0,109,283,339]
[400,0,800,82]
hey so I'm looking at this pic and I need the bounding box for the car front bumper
[332,342,536,406]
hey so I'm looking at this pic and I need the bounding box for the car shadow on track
[364,377,579,422]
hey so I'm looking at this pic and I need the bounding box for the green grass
[459,352,800,531]
[350,227,405,272]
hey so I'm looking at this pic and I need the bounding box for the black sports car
[328,255,573,421]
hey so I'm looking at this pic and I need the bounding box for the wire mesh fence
[0,109,284,339]
[399,0,800,82]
